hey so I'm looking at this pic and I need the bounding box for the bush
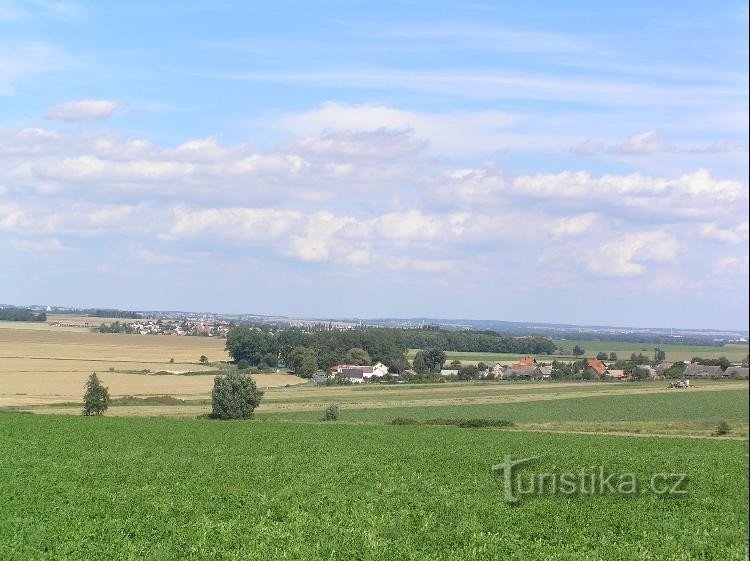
[236,359,250,370]
[390,417,420,425]
[714,420,731,436]
[324,403,340,421]
[82,372,110,416]
[210,371,264,420]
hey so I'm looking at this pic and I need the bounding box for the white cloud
[45,99,120,122]
[587,231,680,278]
[699,222,749,245]
[10,237,66,253]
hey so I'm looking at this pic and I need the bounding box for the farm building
[682,364,723,378]
[514,356,538,368]
[340,368,366,383]
[723,366,749,379]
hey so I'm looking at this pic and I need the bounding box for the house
[487,362,506,379]
[603,369,626,380]
[508,365,545,379]
[584,358,607,377]
[723,366,749,379]
[514,356,538,369]
[372,362,389,377]
[440,369,459,377]
[654,361,674,374]
[682,364,723,379]
[633,365,658,379]
[340,367,366,383]
[539,365,552,379]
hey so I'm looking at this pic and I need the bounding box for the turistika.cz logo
[492,455,688,504]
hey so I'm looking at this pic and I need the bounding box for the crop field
[0,324,303,406]
[1,413,747,560]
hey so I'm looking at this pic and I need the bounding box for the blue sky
[0,0,748,329]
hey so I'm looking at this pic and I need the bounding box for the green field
[1,413,747,561]
[408,341,749,364]
[258,387,749,428]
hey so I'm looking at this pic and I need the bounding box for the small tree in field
[324,403,340,421]
[83,372,110,416]
[211,371,264,419]
[199,355,208,365]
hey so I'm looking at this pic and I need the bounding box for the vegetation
[82,372,110,416]
[0,414,746,559]
[97,321,136,334]
[210,372,264,419]
[0,308,46,322]
[324,403,340,421]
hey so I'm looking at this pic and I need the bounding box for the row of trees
[0,308,46,322]
[402,331,556,355]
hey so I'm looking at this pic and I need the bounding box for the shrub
[236,359,250,370]
[715,420,731,436]
[324,403,340,421]
[199,355,208,364]
[390,417,420,425]
[210,371,264,420]
[169,357,175,363]
[82,372,110,416]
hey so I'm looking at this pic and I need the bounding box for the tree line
[0,308,46,322]
[401,330,556,355]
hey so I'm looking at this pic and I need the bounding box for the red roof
[515,356,537,368]
[585,358,607,375]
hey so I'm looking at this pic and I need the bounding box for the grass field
[1,413,747,560]
[408,340,749,364]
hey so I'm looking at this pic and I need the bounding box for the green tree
[225,326,269,365]
[477,362,488,372]
[199,355,208,365]
[345,347,371,365]
[82,372,110,416]
[449,359,462,370]
[653,348,666,362]
[596,352,608,361]
[572,345,585,356]
[289,347,318,378]
[210,371,264,420]
[609,352,617,361]
[324,403,340,421]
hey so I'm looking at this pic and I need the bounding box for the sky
[0,0,748,330]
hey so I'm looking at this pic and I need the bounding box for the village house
[724,366,749,379]
[339,367,367,383]
[603,369,626,380]
[514,356,538,368]
[584,358,607,377]
[486,362,506,379]
[440,369,459,377]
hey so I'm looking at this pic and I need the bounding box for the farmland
[407,340,749,364]
[1,413,747,560]
[0,321,303,407]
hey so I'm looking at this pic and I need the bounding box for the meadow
[1,413,747,560]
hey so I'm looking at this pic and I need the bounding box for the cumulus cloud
[45,99,120,122]
[587,231,680,278]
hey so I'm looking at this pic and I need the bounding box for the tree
[572,345,585,356]
[388,356,410,374]
[236,359,250,370]
[225,326,269,365]
[289,347,318,378]
[345,347,371,365]
[596,352,608,361]
[210,371,264,419]
[199,355,208,365]
[653,348,666,363]
[477,362,488,372]
[450,359,462,370]
[82,372,110,416]
[324,403,340,421]
[458,364,480,380]
[609,352,617,361]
